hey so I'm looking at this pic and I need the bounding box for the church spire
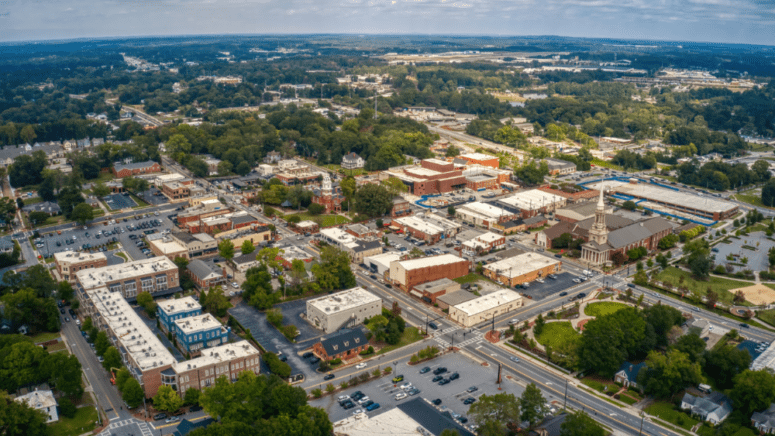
[589,185,608,245]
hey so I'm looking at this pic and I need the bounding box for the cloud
[0,0,773,44]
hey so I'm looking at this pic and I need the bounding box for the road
[426,124,525,160]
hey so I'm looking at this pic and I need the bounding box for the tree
[153,385,184,414]
[217,161,233,176]
[184,388,201,406]
[622,200,637,211]
[122,378,144,409]
[763,179,775,207]
[42,352,83,399]
[57,281,74,303]
[201,287,231,317]
[38,174,56,201]
[94,331,110,356]
[468,393,520,435]
[514,161,549,185]
[658,234,679,250]
[519,383,547,429]
[186,156,209,178]
[308,202,325,215]
[92,182,110,197]
[167,134,192,162]
[311,246,356,291]
[638,349,702,398]
[241,240,255,255]
[730,369,775,416]
[218,239,235,260]
[560,411,606,436]
[0,391,49,436]
[440,430,460,436]
[58,397,77,418]
[70,203,94,225]
[579,308,646,376]
[704,345,751,389]
[262,352,291,378]
[102,346,122,372]
[136,291,156,317]
[445,146,461,157]
[340,176,356,200]
[19,125,36,144]
[354,183,393,217]
[115,367,132,392]
[671,333,706,363]
[57,186,85,218]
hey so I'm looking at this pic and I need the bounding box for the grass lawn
[24,196,43,205]
[285,213,351,227]
[591,159,624,171]
[535,322,579,349]
[584,302,629,317]
[655,267,754,305]
[46,342,67,353]
[31,332,61,343]
[453,273,497,285]
[130,194,149,208]
[581,378,618,393]
[645,401,699,431]
[732,193,774,210]
[49,404,99,436]
[114,252,128,261]
[618,395,639,405]
[757,308,775,327]
[377,327,423,355]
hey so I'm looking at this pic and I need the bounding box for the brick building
[412,278,460,304]
[461,232,505,256]
[483,253,562,287]
[162,179,200,200]
[75,256,179,301]
[458,153,499,169]
[312,329,369,361]
[466,174,498,191]
[54,251,107,283]
[394,213,461,244]
[187,259,226,290]
[383,159,467,196]
[312,174,344,213]
[112,160,161,178]
[390,197,412,218]
[169,341,260,396]
[149,237,188,260]
[389,254,469,292]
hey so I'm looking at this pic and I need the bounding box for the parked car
[438,379,450,386]
[324,373,335,380]
[419,367,431,374]
[467,386,478,393]
[399,382,412,390]
[154,413,167,420]
[302,352,313,358]
[366,403,381,411]
[166,416,179,423]
[356,362,367,369]
[392,375,404,383]
[433,367,448,375]
[395,392,407,400]
[357,396,371,405]
[463,397,476,405]
[338,395,350,402]
[449,372,459,380]
[408,388,420,396]
[432,399,442,405]
[432,375,444,382]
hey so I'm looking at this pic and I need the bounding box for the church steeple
[589,186,608,245]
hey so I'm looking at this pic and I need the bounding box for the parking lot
[35,209,177,261]
[137,187,170,206]
[310,352,528,427]
[103,193,138,210]
[712,230,775,273]
[519,272,581,301]
[273,299,325,344]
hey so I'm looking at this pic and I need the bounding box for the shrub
[325,383,335,393]
[312,388,323,398]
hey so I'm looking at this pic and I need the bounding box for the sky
[1,0,774,45]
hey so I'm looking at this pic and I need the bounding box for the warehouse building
[394,212,461,244]
[389,254,469,292]
[412,278,460,303]
[483,253,561,287]
[455,202,517,229]
[449,289,523,327]
[364,252,401,277]
[306,287,382,334]
[497,189,567,218]
[587,180,738,221]
[436,289,478,310]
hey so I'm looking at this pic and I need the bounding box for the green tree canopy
[153,385,184,414]
[560,411,606,436]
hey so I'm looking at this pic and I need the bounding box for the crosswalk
[98,418,153,436]
[432,326,484,349]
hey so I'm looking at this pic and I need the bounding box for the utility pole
[639,413,645,435]
[564,379,568,409]
[373,88,378,119]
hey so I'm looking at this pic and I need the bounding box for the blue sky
[1,0,774,45]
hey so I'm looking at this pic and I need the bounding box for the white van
[583,270,593,277]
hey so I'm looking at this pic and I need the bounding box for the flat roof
[459,202,512,219]
[423,158,450,166]
[466,174,496,182]
[171,340,259,373]
[320,227,357,245]
[86,286,176,371]
[498,189,566,211]
[437,289,477,306]
[333,407,424,436]
[308,287,381,314]
[406,167,441,177]
[297,220,318,228]
[75,256,178,290]
[365,252,401,269]
[157,296,201,316]
[453,289,522,316]
[394,254,466,271]
[396,216,445,236]
[54,251,107,264]
[173,313,225,334]
[150,238,186,255]
[460,152,498,161]
[476,232,503,243]
[484,252,560,278]
[588,180,737,214]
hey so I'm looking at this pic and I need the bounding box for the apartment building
[173,314,231,355]
[75,256,179,301]
[157,296,202,334]
[168,341,260,396]
[54,251,108,282]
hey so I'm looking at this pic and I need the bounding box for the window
[333,345,338,351]
[141,278,153,293]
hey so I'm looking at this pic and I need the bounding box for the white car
[232,282,239,289]
[358,396,370,405]
[395,392,407,400]
[352,409,364,415]
[399,382,412,390]
[356,362,367,369]
[338,395,350,401]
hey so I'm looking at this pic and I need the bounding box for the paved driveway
[520,272,580,301]
[275,299,325,344]
[712,231,775,273]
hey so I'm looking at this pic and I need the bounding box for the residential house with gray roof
[681,392,732,424]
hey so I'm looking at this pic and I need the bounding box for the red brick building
[387,159,467,196]
[465,174,498,191]
[390,198,412,218]
[389,254,470,292]
[112,160,161,178]
[458,153,499,169]
[312,175,344,213]
[312,329,369,361]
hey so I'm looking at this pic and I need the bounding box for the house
[232,252,261,273]
[22,201,61,216]
[531,413,567,436]
[341,152,365,170]
[312,328,369,361]
[680,392,732,424]
[751,403,775,434]
[264,151,282,164]
[14,389,58,423]
[614,361,646,388]
[187,259,226,289]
